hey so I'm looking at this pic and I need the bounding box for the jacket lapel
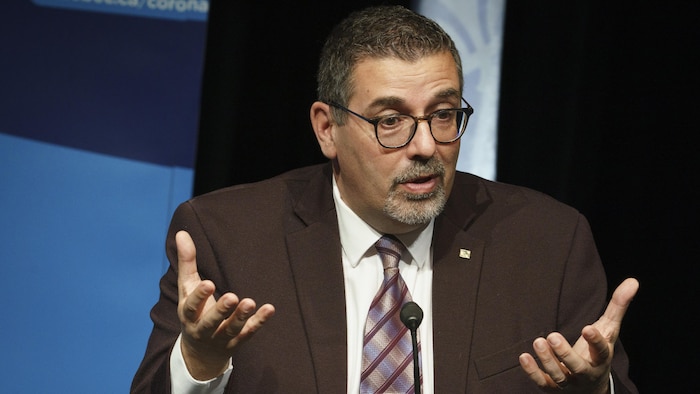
[285,165,348,393]
[432,223,485,392]
[432,175,491,392]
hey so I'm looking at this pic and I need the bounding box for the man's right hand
[175,230,276,380]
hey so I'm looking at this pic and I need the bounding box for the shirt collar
[332,176,434,268]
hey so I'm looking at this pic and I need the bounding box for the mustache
[393,158,446,184]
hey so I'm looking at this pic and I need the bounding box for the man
[132,5,638,393]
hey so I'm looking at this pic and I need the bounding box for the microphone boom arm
[400,301,424,394]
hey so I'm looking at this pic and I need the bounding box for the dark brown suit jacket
[131,163,637,393]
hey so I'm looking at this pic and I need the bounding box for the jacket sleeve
[561,215,638,394]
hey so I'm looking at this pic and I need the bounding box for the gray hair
[316,5,463,123]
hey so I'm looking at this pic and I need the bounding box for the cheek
[438,144,460,187]
[336,129,383,169]
[443,143,461,161]
[338,145,395,194]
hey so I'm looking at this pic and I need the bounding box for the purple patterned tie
[360,235,421,393]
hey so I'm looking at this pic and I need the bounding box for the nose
[405,119,436,159]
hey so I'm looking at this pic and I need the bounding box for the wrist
[180,337,230,381]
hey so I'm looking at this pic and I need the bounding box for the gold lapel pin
[459,249,471,259]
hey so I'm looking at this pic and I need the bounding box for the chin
[384,190,447,226]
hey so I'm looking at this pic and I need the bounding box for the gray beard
[383,158,448,225]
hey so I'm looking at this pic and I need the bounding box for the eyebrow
[366,88,462,111]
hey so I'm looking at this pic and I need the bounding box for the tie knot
[375,234,403,270]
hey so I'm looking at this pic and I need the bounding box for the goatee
[383,158,448,225]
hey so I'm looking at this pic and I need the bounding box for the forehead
[349,52,461,107]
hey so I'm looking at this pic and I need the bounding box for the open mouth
[407,175,434,184]
[401,174,438,193]
[395,159,446,193]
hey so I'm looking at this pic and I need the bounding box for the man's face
[329,52,462,234]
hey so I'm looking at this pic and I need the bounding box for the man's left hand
[519,278,639,393]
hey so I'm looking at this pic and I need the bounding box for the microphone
[400,301,423,394]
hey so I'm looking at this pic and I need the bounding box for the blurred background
[1,0,696,392]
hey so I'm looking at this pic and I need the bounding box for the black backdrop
[194,1,699,391]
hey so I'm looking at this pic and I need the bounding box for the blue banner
[0,1,207,391]
[33,0,208,21]
[3,1,207,167]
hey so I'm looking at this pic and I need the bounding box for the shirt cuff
[170,334,233,394]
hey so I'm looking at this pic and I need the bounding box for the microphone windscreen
[400,301,424,329]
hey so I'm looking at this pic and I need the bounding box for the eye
[377,115,405,128]
[433,109,455,122]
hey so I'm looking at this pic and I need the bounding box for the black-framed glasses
[327,98,474,149]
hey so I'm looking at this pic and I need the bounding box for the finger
[580,325,611,365]
[546,332,588,375]
[532,337,570,387]
[181,279,216,323]
[194,292,240,336]
[220,301,276,343]
[519,352,552,389]
[238,303,276,337]
[218,298,256,337]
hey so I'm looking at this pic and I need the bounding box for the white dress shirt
[333,178,435,394]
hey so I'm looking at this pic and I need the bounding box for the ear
[310,101,338,160]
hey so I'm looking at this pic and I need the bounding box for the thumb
[597,278,639,337]
[176,231,200,295]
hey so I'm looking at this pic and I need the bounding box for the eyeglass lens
[377,109,467,147]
